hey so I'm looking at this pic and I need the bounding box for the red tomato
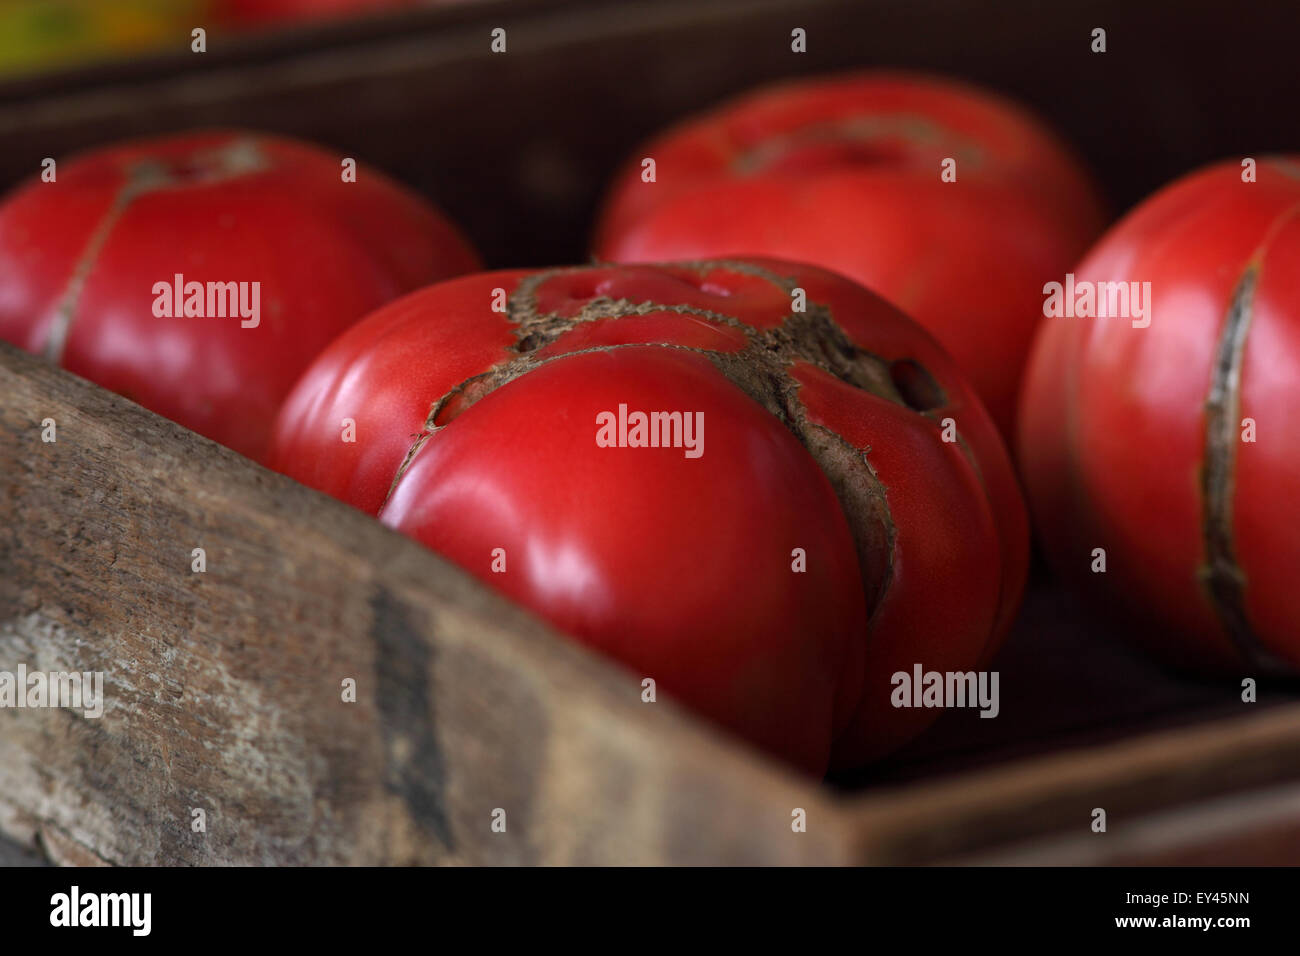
[213,0,417,28]
[1019,156,1300,674]
[0,130,479,460]
[593,70,1107,439]
[271,259,1028,772]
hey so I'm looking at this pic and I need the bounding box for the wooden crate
[2,0,1299,865]
[5,342,1300,866]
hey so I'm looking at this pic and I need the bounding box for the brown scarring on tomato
[272,258,1028,772]
[0,130,480,461]
[1019,156,1300,674]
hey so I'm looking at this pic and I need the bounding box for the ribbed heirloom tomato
[0,130,479,460]
[1020,157,1300,675]
[593,71,1107,438]
[271,259,1027,773]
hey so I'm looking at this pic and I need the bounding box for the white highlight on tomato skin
[524,536,608,622]
[381,462,614,622]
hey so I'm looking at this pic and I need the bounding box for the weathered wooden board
[954,780,1300,866]
[0,342,846,865]
[850,701,1300,864]
[0,832,49,867]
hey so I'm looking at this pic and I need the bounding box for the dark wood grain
[0,832,49,867]
[852,701,1300,864]
[949,780,1300,866]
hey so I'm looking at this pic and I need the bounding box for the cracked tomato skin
[0,129,480,461]
[271,259,1028,773]
[593,70,1107,439]
[1019,157,1300,674]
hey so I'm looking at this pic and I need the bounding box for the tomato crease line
[1199,261,1284,672]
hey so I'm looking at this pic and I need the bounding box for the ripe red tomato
[1019,156,1300,674]
[271,259,1028,772]
[0,130,479,461]
[593,70,1107,439]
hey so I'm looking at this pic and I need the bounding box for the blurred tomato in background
[212,0,421,29]
[594,72,1107,440]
